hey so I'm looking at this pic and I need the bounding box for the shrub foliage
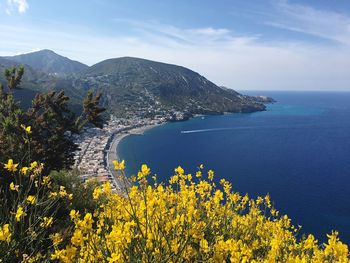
[51,164,349,262]
[0,67,349,262]
[0,66,106,173]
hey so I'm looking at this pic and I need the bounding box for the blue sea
[118,91,350,244]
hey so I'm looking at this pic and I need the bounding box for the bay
[118,91,350,244]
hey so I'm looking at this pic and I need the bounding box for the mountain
[4,49,88,75]
[1,51,271,119]
[0,55,85,110]
[0,56,55,93]
[76,57,267,117]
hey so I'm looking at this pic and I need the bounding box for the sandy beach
[106,123,164,189]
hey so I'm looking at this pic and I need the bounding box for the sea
[118,91,350,244]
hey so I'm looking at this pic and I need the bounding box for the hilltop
[1,50,271,119]
[77,57,267,118]
[4,49,88,76]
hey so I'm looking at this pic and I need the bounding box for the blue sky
[1,0,350,90]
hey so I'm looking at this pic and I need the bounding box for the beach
[106,123,164,191]
[73,116,166,192]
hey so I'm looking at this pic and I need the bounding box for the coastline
[75,103,272,192]
[106,123,164,190]
[108,123,162,162]
[78,102,271,191]
[107,114,219,180]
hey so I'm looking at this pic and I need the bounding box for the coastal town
[72,115,167,191]
[70,95,273,192]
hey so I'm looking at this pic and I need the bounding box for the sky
[0,0,350,91]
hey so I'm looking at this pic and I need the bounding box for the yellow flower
[21,167,29,175]
[27,195,36,205]
[49,191,58,198]
[49,163,350,263]
[0,224,11,243]
[137,172,144,180]
[137,164,150,180]
[113,160,125,171]
[256,196,263,205]
[208,170,214,180]
[9,182,15,191]
[107,252,121,262]
[4,159,18,172]
[200,238,210,253]
[40,217,53,228]
[112,160,118,170]
[21,124,32,134]
[213,190,224,204]
[93,187,102,200]
[141,164,150,175]
[71,229,84,246]
[51,233,63,246]
[59,186,67,197]
[29,161,38,170]
[119,160,125,170]
[9,182,19,191]
[103,182,112,194]
[169,175,179,184]
[50,250,62,261]
[70,210,80,220]
[15,206,26,221]
[175,166,184,175]
[264,194,271,208]
[42,176,51,187]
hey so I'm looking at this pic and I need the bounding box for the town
[72,115,171,191]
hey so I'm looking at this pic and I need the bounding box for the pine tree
[0,66,106,173]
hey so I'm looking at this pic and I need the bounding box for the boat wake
[181,128,236,134]
[181,127,264,133]
[180,123,336,134]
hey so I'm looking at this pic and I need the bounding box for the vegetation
[79,56,267,117]
[1,50,269,118]
[0,66,106,173]
[0,66,105,261]
[0,157,70,262]
[1,156,349,262]
[0,66,349,262]
[4,49,88,75]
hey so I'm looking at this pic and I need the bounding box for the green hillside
[4,49,88,76]
[1,51,271,119]
[77,57,266,117]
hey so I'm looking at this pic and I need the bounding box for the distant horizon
[239,89,350,92]
[1,0,350,91]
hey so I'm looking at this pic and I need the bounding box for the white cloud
[115,19,258,47]
[1,3,350,91]
[268,0,350,45]
[6,0,28,14]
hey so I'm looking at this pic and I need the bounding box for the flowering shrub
[52,163,349,262]
[0,158,74,262]
[0,124,349,262]
[0,125,73,262]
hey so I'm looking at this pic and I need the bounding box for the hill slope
[1,52,270,119]
[0,56,85,110]
[77,57,266,118]
[4,49,88,75]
